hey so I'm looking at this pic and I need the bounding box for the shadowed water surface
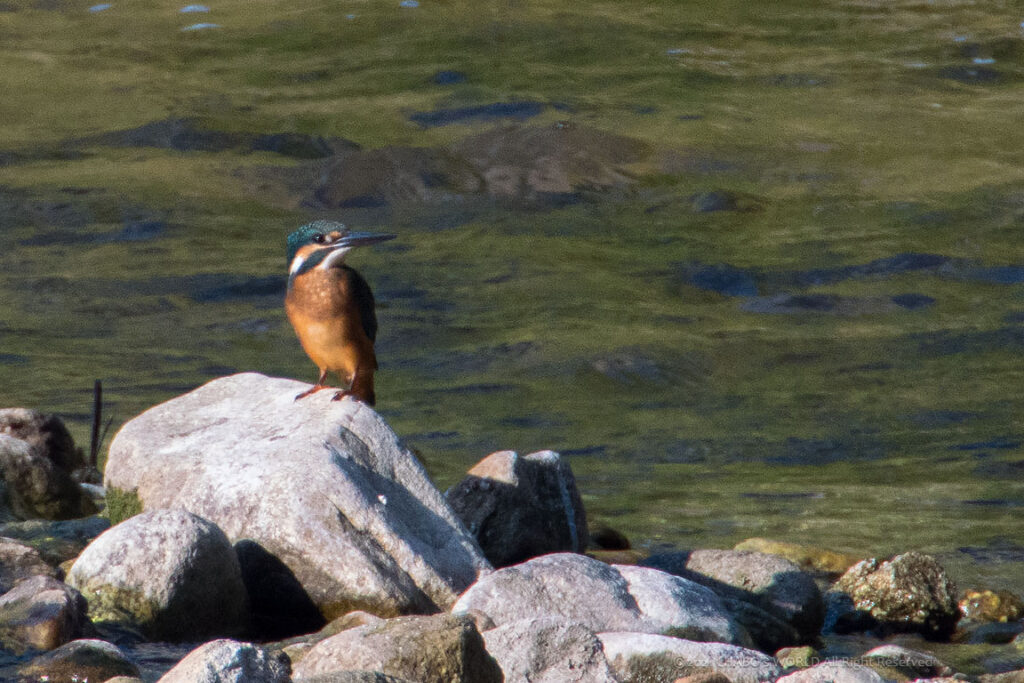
[1,4,1024,668]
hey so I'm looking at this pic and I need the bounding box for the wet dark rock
[445,450,588,568]
[18,638,140,682]
[67,509,250,642]
[291,613,502,683]
[641,549,824,644]
[0,434,96,521]
[409,101,544,128]
[0,575,91,653]
[831,552,959,640]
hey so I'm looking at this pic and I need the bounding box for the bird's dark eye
[312,233,326,244]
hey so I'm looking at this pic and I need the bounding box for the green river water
[2,0,1024,608]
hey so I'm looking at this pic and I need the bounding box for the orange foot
[295,384,333,401]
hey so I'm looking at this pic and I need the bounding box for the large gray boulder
[598,631,782,683]
[445,450,588,567]
[103,373,490,622]
[481,616,617,683]
[158,639,291,683]
[67,508,249,641]
[291,613,502,683]
[452,552,748,644]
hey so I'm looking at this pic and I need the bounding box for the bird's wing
[343,265,379,343]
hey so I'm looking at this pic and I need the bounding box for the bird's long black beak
[336,232,397,249]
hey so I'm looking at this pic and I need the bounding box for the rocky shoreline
[0,372,1022,682]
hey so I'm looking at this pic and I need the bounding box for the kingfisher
[285,220,395,405]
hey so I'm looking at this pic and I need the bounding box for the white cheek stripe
[319,247,352,270]
[289,254,307,276]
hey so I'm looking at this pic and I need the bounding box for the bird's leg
[331,367,376,405]
[295,369,331,400]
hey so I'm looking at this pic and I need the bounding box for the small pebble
[88,3,111,11]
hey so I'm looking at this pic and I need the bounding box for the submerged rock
[158,639,291,683]
[445,449,588,567]
[67,508,249,641]
[452,552,748,645]
[103,373,489,626]
[291,613,502,683]
[733,538,861,578]
[831,552,959,640]
[450,123,648,201]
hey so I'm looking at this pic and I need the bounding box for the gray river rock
[103,372,490,624]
